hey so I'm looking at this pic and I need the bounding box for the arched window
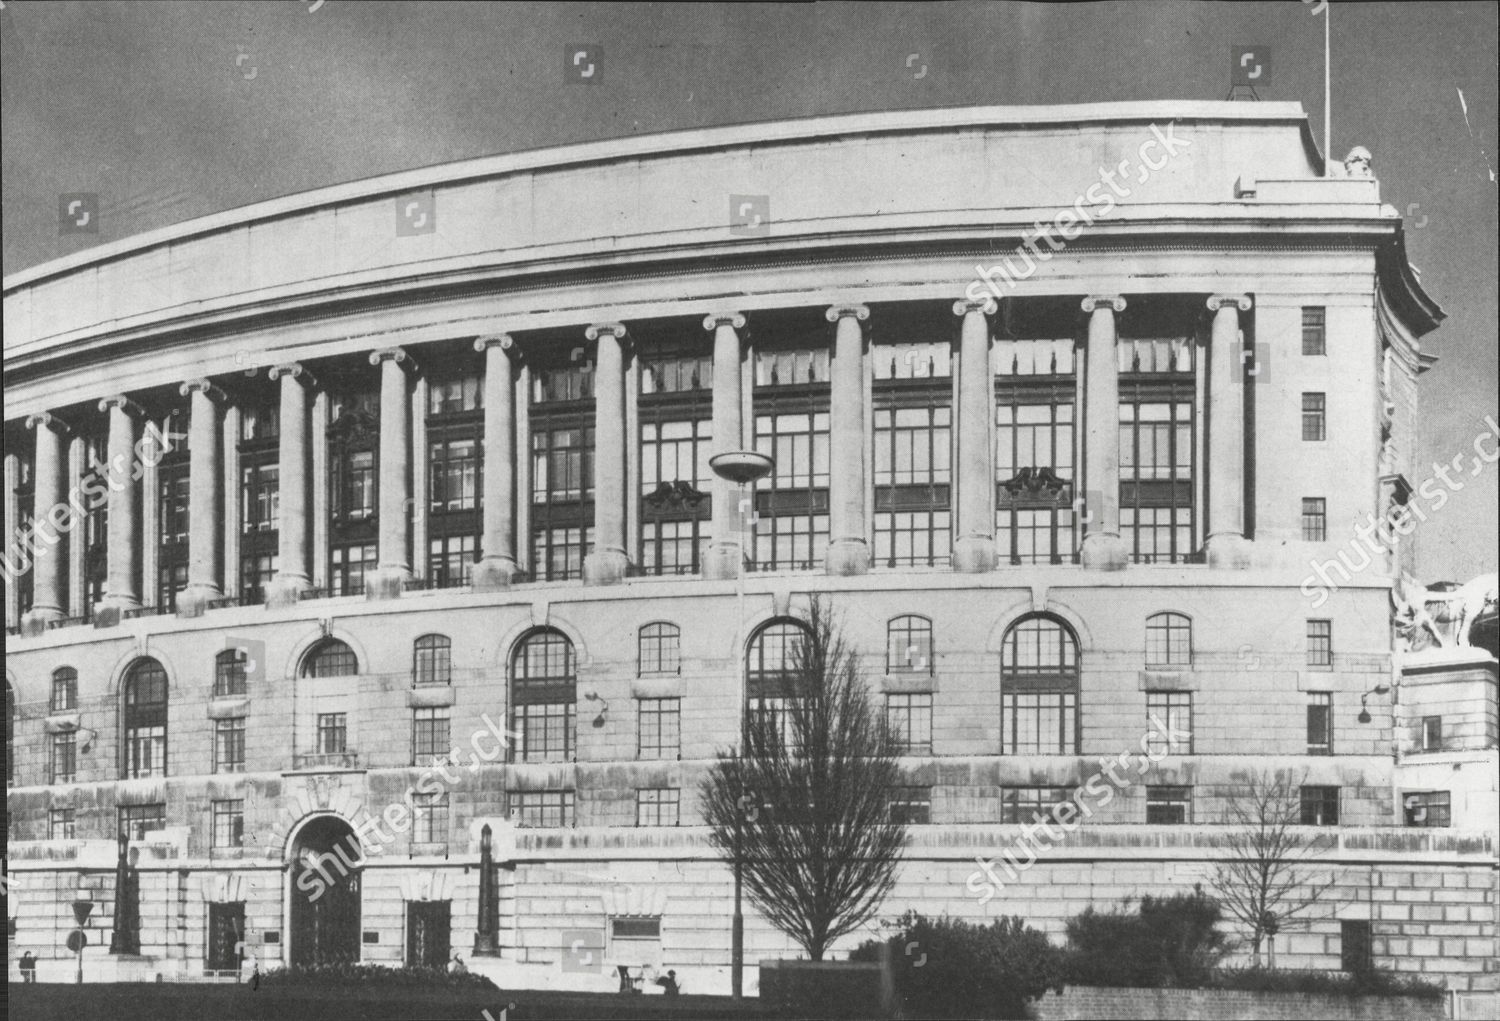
[746,619,812,752]
[1145,612,1192,667]
[886,615,933,674]
[302,639,358,678]
[51,667,79,712]
[638,623,681,676]
[510,629,576,762]
[123,658,169,779]
[215,649,248,697]
[413,635,452,686]
[1000,615,1079,755]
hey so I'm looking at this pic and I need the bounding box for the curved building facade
[4,102,1495,992]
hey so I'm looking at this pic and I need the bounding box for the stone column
[368,347,415,599]
[21,412,70,630]
[222,407,242,599]
[951,297,998,572]
[824,304,871,576]
[702,311,748,581]
[3,452,19,629]
[177,380,224,616]
[1079,296,1128,571]
[67,437,87,618]
[1205,294,1254,568]
[98,396,143,611]
[583,322,629,585]
[473,334,520,590]
[266,363,315,607]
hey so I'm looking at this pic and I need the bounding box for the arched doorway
[289,815,363,967]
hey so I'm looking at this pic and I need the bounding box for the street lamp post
[709,449,773,1001]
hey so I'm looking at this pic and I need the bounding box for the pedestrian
[20,950,37,983]
[251,960,261,991]
[654,968,680,997]
[450,953,467,975]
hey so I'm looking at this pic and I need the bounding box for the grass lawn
[8,982,782,1021]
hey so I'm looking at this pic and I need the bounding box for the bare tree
[1208,770,1336,966]
[699,597,907,961]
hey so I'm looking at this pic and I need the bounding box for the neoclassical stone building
[4,102,1495,993]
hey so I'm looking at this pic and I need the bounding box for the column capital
[370,346,419,373]
[179,379,227,401]
[1206,294,1253,313]
[824,304,870,324]
[584,321,628,342]
[1081,295,1127,314]
[24,411,71,435]
[702,312,747,332]
[269,362,318,388]
[952,296,998,317]
[97,394,145,417]
[474,333,518,356]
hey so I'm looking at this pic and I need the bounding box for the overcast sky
[2,0,1494,583]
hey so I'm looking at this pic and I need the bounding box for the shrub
[1207,964,1445,1000]
[851,910,1065,1020]
[1064,886,1231,988]
[260,963,498,991]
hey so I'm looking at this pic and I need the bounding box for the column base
[824,538,869,577]
[951,535,997,574]
[1080,532,1129,571]
[20,606,63,636]
[474,933,499,957]
[366,566,411,601]
[472,556,520,592]
[1205,532,1254,570]
[701,543,744,581]
[583,548,629,586]
[175,585,222,618]
[264,575,311,609]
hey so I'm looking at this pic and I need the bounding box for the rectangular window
[753,408,831,571]
[427,533,477,589]
[1402,790,1451,827]
[215,717,246,774]
[118,803,166,841]
[158,561,188,613]
[125,723,167,779]
[430,437,480,512]
[216,652,248,697]
[1301,498,1327,541]
[995,400,1076,565]
[1002,692,1077,755]
[748,696,805,755]
[1302,393,1327,441]
[1421,715,1443,752]
[317,713,348,755]
[1307,693,1333,755]
[873,403,951,568]
[1146,785,1192,824]
[159,470,190,545]
[1302,307,1327,356]
[242,464,280,532]
[1000,786,1073,824]
[428,375,481,415]
[1307,619,1333,668]
[1300,785,1340,825]
[51,732,77,784]
[532,426,595,503]
[239,552,278,604]
[330,543,378,597]
[884,694,933,755]
[50,808,76,840]
[1118,399,1195,563]
[207,902,247,972]
[888,786,932,825]
[1340,920,1372,974]
[637,698,681,759]
[530,525,592,583]
[212,799,245,849]
[412,793,449,844]
[635,788,680,827]
[1145,692,1192,754]
[412,708,451,764]
[516,702,575,762]
[510,790,574,828]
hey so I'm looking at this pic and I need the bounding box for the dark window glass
[1146,785,1192,824]
[413,635,452,686]
[635,788,680,826]
[1301,785,1339,825]
[1307,692,1333,754]
[1302,393,1327,441]
[123,659,168,779]
[51,667,78,712]
[1145,613,1192,666]
[1302,307,1327,356]
[1403,790,1450,827]
[1340,921,1372,973]
[1301,498,1327,541]
[303,640,358,677]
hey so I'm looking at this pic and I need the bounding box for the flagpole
[1324,1,1332,171]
